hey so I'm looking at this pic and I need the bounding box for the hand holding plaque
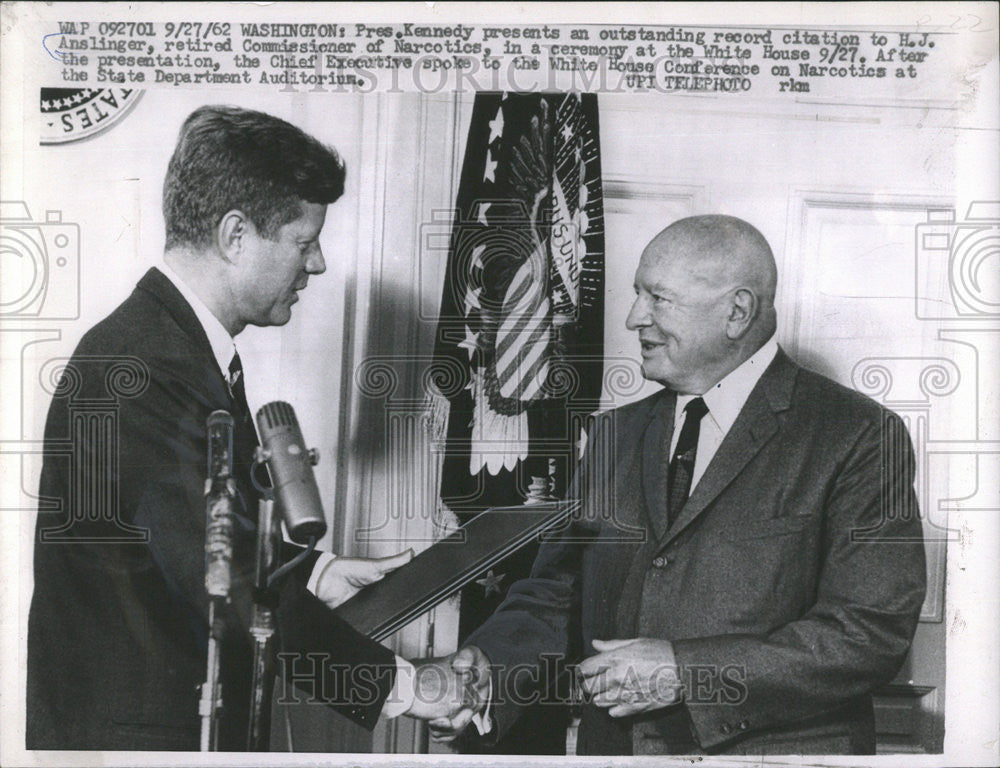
[313,550,414,609]
[334,501,579,640]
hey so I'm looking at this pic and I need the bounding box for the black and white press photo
[0,3,997,766]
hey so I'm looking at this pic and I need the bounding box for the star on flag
[471,244,486,269]
[475,569,506,597]
[476,202,491,227]
[483,149,498,183]
[463,285,482,312]
[488,108,504,142]
[458,325,479,358]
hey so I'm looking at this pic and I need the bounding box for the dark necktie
[227,350,263,519]
[667,397,709,529]
[228,350,252,429]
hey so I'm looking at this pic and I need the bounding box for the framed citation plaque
[335,501,580,640]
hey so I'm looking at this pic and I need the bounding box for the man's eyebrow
[634,278,671,294]
[647,281,675,297]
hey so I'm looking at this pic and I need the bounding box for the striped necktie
[667,397,708,529]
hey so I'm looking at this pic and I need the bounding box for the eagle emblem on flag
[442,94,602,477]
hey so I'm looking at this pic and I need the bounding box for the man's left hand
[314,549,413,608]
[577,637,683,718]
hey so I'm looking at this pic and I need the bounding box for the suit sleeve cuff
[673,636,748,750]
[382,655,415,718]
[306,551,337,595]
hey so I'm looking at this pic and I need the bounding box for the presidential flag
[430,92,605,753]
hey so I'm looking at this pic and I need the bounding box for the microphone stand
[200,412,236,751]
[245,404,326,750]
[247,488,279,751]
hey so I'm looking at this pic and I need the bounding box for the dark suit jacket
[467,350,927,755]
[27,268,395,751]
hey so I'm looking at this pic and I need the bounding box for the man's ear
[217,210,250,263]
[726,288,758,339]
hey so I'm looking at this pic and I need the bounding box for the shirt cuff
[305,551,337,595]
[471,675,493,734]
[382,655,415,719]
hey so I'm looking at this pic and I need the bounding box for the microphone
[255,401,328,545]
[204,410,236,599]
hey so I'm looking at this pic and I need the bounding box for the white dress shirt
[670,336,780,494]
[159,264,415,718]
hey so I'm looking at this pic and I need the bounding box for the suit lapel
[589,392,662,544]
[134,267,260,520]
[135,267,226,384]
[641,391,676,542]
[135,266,237,408]
[593,395,663,637]
[658,350,798,550]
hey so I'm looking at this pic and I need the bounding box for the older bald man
[417,215,927,755]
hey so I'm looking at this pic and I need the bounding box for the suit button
[739,719,749,730]
[720,723,732,735]
[652,556,667,568]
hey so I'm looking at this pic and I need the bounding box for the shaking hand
[426,645,491,742]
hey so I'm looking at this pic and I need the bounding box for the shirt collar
[675,335,779,434]
[160,261,237,379]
